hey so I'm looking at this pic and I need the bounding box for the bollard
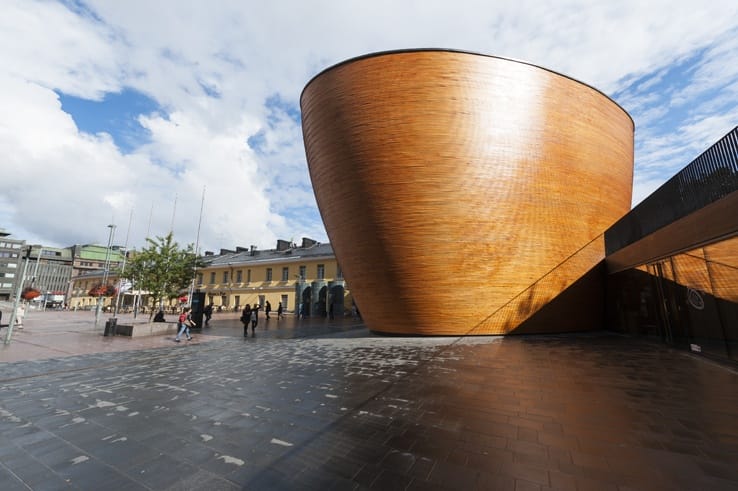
[104,318,117,337]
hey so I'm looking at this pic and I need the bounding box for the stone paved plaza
[1,311,737,490]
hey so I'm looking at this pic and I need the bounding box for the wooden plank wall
[301,50,634,335]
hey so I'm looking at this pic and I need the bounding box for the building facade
[67,244,126,302]
[21,245,74,308]
[605,126,738,364]
[68,269,125,312]
[197,238,348,317]
[0,229,24,302]
[68,238,350,317]
[301,49,737,367]
[301,49,634,335]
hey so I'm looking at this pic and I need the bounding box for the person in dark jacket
[241,304,251,338]
[203,303,214,326]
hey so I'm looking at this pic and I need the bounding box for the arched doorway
[317,285,328,317]
[301,287,312,317]
[329,283,344,318]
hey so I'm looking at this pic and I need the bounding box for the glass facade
[605,127,738,365]
[607,235,738,363]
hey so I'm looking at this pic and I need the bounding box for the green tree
[122,233,202,319]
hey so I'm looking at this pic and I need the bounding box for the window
[266,268,272,281]
[223,271,229,283]
[282,267,289,281]
[197,273,203,284]
[210,272,216,284]
[317,264,325,279]
[236,270,242,282]
[337,264,343,279]
[247,269,251,283]
[299,265,306,280]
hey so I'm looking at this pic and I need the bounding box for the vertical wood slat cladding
[301,50,634,335]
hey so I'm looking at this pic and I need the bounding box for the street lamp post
[94,224,116,330]
[3,246,32,345]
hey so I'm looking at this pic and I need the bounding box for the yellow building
[70,270,178,314]
[196,238,350,317]
[68,238,350,317]
[68,270,121,311]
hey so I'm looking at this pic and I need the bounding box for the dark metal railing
[606,126,738,254]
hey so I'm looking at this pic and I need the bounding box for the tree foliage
[122,233,202,318]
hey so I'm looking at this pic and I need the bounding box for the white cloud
[0,0,737,252]
[0,0,122,99]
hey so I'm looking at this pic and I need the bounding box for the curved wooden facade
[301,50,634,335]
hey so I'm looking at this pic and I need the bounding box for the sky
[1,0,737,254]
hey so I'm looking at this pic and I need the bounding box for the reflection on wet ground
[1,311,737,490]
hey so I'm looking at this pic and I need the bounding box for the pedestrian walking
[265,300,271,320]
[203,303,214,326]
[174,307,193,342]
[15,304,25,329]
[250,303,260,336]
[241,304,251,338]
[277,301,283,320]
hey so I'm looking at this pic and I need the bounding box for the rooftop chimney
[301,237,318,248]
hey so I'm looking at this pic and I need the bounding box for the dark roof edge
[300,48,634,130]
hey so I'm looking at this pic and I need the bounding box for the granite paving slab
[1,317,737,490]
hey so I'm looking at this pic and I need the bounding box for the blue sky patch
[614,50,707,131]
[57,88,162,153]
[247,129,267,155]
[265,94,301,125]
[247,94,301,155]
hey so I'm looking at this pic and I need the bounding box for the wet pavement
[1,311,737,490]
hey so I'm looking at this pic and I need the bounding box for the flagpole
[114,208,133,317]
[136,202,154,319]
[188,186,206,305]
[170,194,178,234]
[144,201,152,238]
